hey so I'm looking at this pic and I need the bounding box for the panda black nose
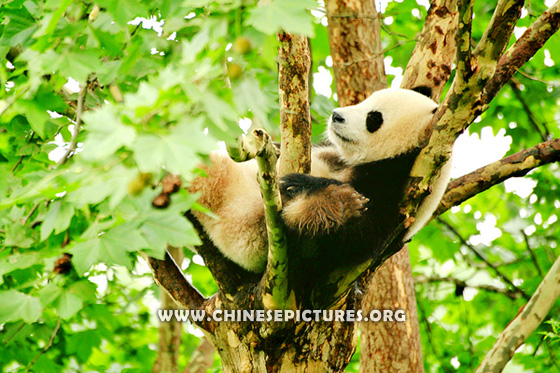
[331,110,345,124]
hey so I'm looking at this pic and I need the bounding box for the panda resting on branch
[188,88,452,275]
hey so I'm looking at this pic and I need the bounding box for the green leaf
[12,88,68,139]
[67,165,136,208]
[57,288,84,319]
[141,211,201,257]
[88,25,125,57]
[0,7,38,47]
[5,224,35,248]
[97,0,149,27]
[33,0,73,39]
[70,222,148,274]
[69,280,97,302]
[246,0,316,37]
[39,283,63,307]
[57,50,103,83]
[80,106,136,160]
[0,290,42,323]
[66,330,102,362]
[40,199,75,241]
[0,252,42,277]
[233,79,275,124]
[132,121,215,179]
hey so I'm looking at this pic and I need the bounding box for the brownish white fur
[189,88,452,272]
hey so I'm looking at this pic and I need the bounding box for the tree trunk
[204,296,359,372]
[153,247,184,373]
[360,247,424,372]
[325,0,426,371]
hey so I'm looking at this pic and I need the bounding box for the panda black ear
[412,86,433,98]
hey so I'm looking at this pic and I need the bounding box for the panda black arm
[280,173,368,236]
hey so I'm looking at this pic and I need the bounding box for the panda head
[327,88,438,165]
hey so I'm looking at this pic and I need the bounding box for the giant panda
[188,88,452,274]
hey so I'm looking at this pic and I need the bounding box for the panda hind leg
[280,173,368,236]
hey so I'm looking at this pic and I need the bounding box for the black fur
[280,173,343,201]
[280,150,420,305]
[366,111,383,133]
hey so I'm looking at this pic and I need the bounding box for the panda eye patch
[366,111,383,133]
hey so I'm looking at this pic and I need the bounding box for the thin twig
[12,132,35,174]
[517,70,560,86]
[545,338,560,370]
[521,230,544,278]
[24,318,61,373]
[57,84,87,167]
[509,81,550,141]
[2,322,26,345]
[414,275,523,300]
[22,202,40,225]
[437,217,530,300]
[0,87,29,119]
[416,300,454,373]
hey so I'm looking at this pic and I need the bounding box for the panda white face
[327,88,438,165]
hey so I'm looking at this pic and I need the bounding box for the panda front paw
[280,173,369,236]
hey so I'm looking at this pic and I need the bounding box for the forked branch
[229,129,293,310]
[435,138,560,216]
[141,251,209,328]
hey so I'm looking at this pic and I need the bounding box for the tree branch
[401,1,558,240]
[522,230,544,278]
[325,0,386,103]
[483,1,560,105]
[435,138,560,216]
[437,218,530,300]
[475,253,560,373]
[414,274,523,300]
[277,32,312,177]
[509,80,551,141]
[229,129,293,310]
[141,251,209,328]
[401,0,458,98]
[455,0,476,81]
[57,84,87,167]
[473,0,524,64]
[24,318,61,373]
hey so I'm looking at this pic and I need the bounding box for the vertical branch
[231,129,294,310]
[277,33,312,177]
[326,0,386,105]
[361,1,458,372]
[153,247,184,373]
[475,254,560,373]
[57,83,87,167]
[483,1,560,105]
[473,0,524,64]
[401,0,458,98]
[455,0,476,83]
[255,134,293,310]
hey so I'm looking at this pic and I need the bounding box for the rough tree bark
[153,247,185,373]
[325,0,423,371]
[325,0,458,370]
